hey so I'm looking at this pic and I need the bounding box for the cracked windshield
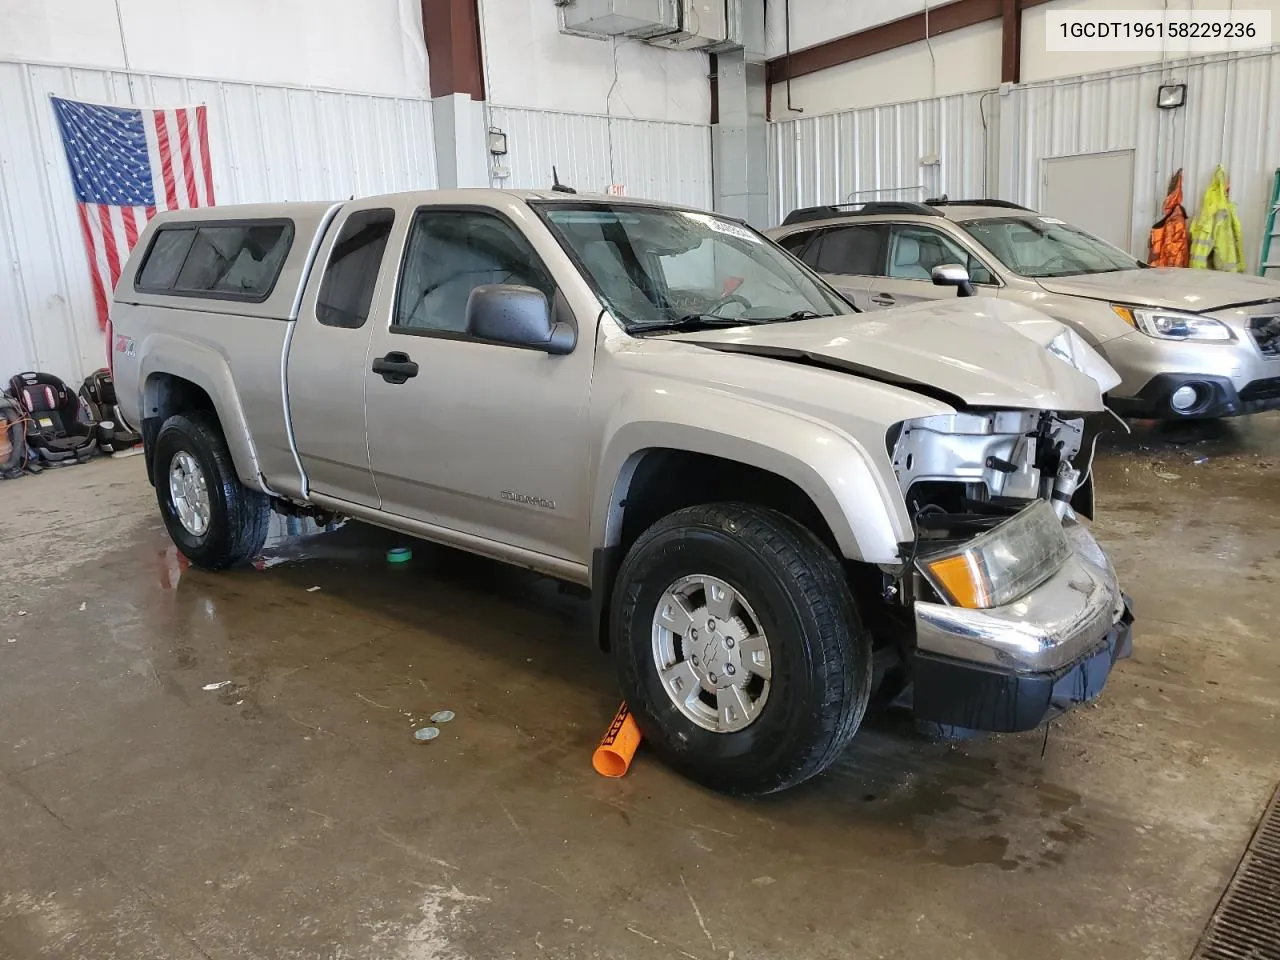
[536,203,855,332]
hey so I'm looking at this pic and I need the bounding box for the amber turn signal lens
[1111,304,1136,326]
[924,553,991,608]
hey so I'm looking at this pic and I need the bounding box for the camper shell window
[135,219,295,302]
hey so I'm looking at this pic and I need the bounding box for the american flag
[51,96,216,329]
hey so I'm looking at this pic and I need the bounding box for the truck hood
[663,298,1106,412]
[1035,268,1280,312]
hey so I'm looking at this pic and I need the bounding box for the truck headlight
[1111,305,1232,342]
[917,501,1070,608]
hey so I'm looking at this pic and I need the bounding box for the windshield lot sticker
[1038,217,1066,224]
[684,212,760,244]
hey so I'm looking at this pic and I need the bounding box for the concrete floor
[2,417,1279,960]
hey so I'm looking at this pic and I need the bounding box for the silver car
[766,199,1280,419]
[109,190,1130,795]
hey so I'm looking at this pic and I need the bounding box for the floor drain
[1193,782,1280,960]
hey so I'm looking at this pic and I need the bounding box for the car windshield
[533,202,855,332]
[960,216,1142,278]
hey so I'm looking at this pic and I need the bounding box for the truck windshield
[533,202,855,332]
[960,216,1142,278]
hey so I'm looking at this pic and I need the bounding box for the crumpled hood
[1036,268,1280,312]
[663,298,1107,412]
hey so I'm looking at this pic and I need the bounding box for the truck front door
[362,204,593,570]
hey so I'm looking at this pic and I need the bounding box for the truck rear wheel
[611,503,872,795]
[153,412,271,570]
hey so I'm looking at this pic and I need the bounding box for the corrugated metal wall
[998,47,1280,270]
[486,105,713,209]
[0,59,438,383]
[768,90,1000,225]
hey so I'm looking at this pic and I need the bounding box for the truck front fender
[592,387,911,564]
[139,334,266,492]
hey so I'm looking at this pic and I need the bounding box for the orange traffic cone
[592,703,642,777]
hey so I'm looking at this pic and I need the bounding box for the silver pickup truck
[110,189,1133,795]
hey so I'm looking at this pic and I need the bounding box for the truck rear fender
[139,335,265,492]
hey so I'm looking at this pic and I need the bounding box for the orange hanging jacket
[1149,169,1190,267]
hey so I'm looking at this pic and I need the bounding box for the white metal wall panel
[486,105,713,209]
[998,47,1280,269]
[0,59,437,383]
[769,90,999,226]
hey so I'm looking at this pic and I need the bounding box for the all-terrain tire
[611,502,873,795]
[153,412,271,569]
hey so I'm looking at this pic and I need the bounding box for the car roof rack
[924,197,1034,211]
[781,201,943,225]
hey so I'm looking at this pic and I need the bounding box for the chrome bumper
[914,522,1125,674]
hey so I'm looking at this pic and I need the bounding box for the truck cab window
[316,209,394,329]
[394,210,555,333]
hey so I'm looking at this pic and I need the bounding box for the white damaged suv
[109,190,1133,794]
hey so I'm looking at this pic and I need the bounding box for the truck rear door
[286,202,397,507]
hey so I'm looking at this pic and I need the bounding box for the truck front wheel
[153,412,271,569]
[611,503,872,795]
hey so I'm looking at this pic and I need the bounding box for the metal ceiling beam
[1001,0,1022,83]
[766,0,1051,85]
[420,0,485,99]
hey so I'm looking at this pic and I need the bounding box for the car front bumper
[910,522,1132,732]
[1101,329,1280,418]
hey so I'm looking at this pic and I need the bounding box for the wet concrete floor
[2,416,1279,959]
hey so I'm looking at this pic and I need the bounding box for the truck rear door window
[316,209,394,329]
[136,220,294,301]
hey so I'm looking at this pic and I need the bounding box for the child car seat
[8,372,97,463]
[78,368,141,453]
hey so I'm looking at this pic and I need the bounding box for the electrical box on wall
[559,0,738,50]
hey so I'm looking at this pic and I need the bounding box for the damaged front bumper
[910,522,1133,732]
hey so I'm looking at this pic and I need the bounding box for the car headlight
[917,501,1070,609]
[1111,304,1233,341]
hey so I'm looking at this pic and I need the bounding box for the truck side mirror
[465,285,576,355]
[931,263,976,297]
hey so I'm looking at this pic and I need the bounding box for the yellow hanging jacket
[1189,166,1245,272]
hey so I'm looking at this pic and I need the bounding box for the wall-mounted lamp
[487,127,508,156]
[1157,83,1187,109]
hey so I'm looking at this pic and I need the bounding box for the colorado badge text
[500,490,557,510]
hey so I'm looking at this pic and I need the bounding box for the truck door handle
[871,294,896,306]
[372,351,419,384]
